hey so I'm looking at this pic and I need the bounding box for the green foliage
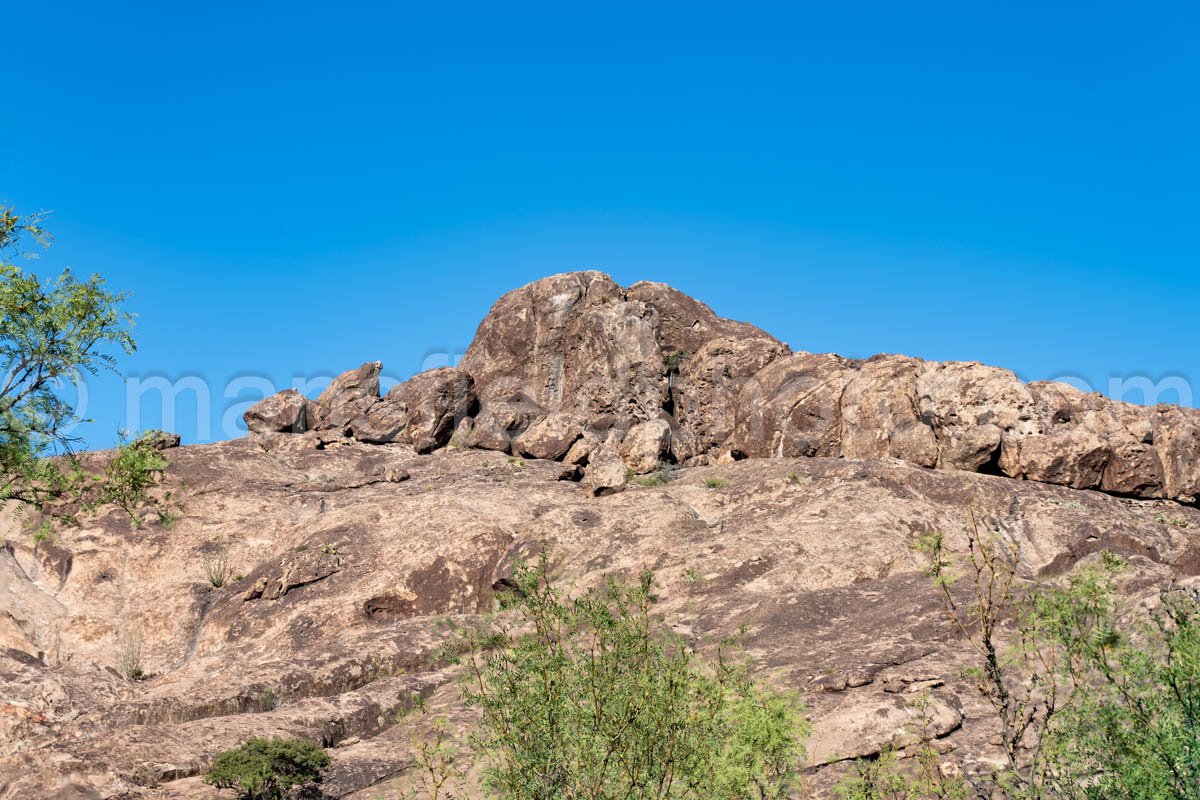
[30,520,55,544]
[257,687,280,711]
[1043,586,1200,800]
[835,695,968,800]
[913,512,1200,800]
[203,737,330,800]
[0,208,133,494]
[0,207,174,526]
[457,555,809,800]
[89,430,172,525]
[400,716,465,800]
[704,478,728,489]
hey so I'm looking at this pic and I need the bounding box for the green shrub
[203,737,330,800]
[90,430,173,525]
[905,513,1200,800]
[457,555,809,800]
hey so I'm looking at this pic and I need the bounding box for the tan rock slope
[1,271,1198,798]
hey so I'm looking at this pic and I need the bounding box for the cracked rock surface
[3,272,1199,798]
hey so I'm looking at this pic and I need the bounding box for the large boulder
[243,389,309,434]
[313,362,382,431]
[349,395,409,444]
[513,413,584,461]
[620,419,672,474]
[722,349,1200,506]
[582,446,629,496]
[387,368,476,453]
[459,272,788,449]
[727,352,852,459]
[672,335,790,456]
[465,400,540,453]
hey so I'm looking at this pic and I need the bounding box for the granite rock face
[3,443,1199,799]
[5,271,1197,799]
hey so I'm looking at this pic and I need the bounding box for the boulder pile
[245,271,1200,505]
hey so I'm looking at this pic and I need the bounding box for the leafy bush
[90,430,173,525]
[892,514,1200,800]
[203,737,330,800]
[457,556,809,800]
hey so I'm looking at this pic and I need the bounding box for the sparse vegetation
[507,455,525,468]
[400,716,464,800]
[852,512,1200,800]
[704,477,728,489]
[257,687,280,711]
[116,627,146,681]
[30,520,55,545]
[629,461,680,487]
[1048,499,1084,510]
[201,547,231,588]
[451,555,809,800]
[203,736,330,800]
[835,692,967,800]
[785,472,811,486]
[90,430,175,525]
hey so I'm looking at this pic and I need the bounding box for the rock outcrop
[3,440,1199,799]
[6,271,1197,799]
[243,271,1199,506]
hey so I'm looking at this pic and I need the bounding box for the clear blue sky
[3,1,1197,447]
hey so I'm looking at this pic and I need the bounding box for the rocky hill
[2,271,1198,798]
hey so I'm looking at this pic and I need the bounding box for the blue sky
[3,1,1197,447]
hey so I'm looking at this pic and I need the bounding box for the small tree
[203,737,331,800]
[893,511,1200,800]
[457,555,809,800]
[0,206,171,525]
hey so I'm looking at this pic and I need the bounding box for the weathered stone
[243,389,309,434]
[562,432,601,465]
[582,446,629,496]
[466,400,541,452]
[728,352,851,459]
[243,549,341,601]
[139,431,182,450]
[673,335,790,456]
[349,395,409,444]
[620,419,672,474]
[385,368,476,453]
[460,272,785,436]
[513,413,583,461]
[807,692,963,766]
[313,362,382,429]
